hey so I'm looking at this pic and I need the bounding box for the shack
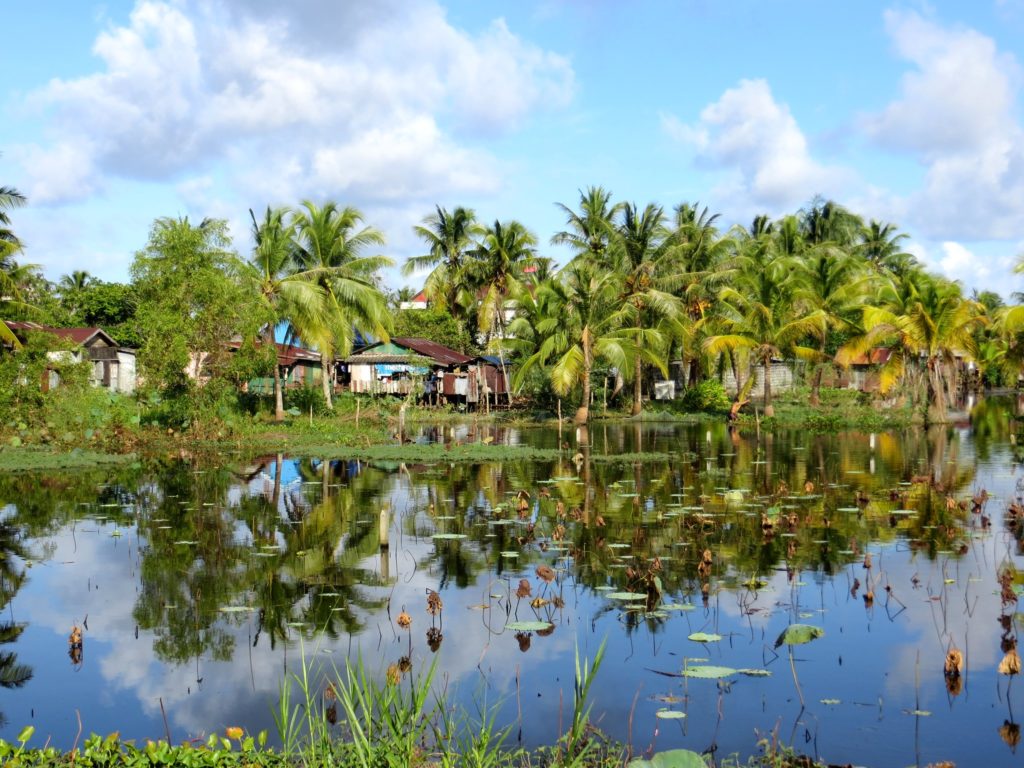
[344,338,511,408]
[3,321,137,393]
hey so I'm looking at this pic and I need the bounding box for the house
[844,348,893,393]
[3,321,137,393]
[344,337,511,407]
[225,341,324,394]
[398,289,430,310]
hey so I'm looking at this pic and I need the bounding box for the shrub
[680,380,731,414]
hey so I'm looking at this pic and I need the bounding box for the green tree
[609,202,681,415]
[1,185,30,348]
[245,206,329,421]
[552,186,622,266]
[392,306,475,353]
[291,201,392,410]
[467,219,538,403]
[404,206,477,326]
[705,228,825,417]
[512,260,631,423]
[838,270,984,423]
[131,217,263,424]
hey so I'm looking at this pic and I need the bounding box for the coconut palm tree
[838,270,984,423]
[552,186,623,266]
[58,270,94,293]
[291,201,392,410]
[466,219,538,404]
[404,206,476,322]
[245,207,331,421]
[860,220,917,276]
[704,231,826,417]
[609,202,683,415]
[511,261,632,423]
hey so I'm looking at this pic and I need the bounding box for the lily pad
[627,749,706,768]
[605,591,649,600]
[737,668,772,677]
[661,604,696,612]
[681,665,736,679]
[431,533,468,540]
[655,709,687,720]
[504,621,554,632]
[219,606,256,613]
[775,624,825,648]
[688,632,723,643]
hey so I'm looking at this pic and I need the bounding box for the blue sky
[3,0,1024,297]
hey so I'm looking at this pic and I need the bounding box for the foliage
[679,379,731,414]
[392,305,476,354]
[284,384,328,416]
[131,217,267,429]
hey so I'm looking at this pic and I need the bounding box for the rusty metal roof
[348,337,473,367]
[4,321,118,347]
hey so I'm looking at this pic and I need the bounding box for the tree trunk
[763,356,774,418]
[496,315,513,407]
[632,344,643,416]
[320,350,333,411]
[809,339,826,406]
[267,328,284,422]
[730,351,743,403]
[575,330,592,424]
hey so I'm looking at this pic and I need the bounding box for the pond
[2,399,1024,766]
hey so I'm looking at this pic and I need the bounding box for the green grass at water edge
[0,446,135,473]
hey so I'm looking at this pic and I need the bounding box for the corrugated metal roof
[849,348,893,366]
[349,337,472,366]
[4,321,117,347]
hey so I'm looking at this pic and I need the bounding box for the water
[2,402,1024,766]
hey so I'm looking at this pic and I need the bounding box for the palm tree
[404,206,476,324]
[291,202,392,410]
[838,270,984,423]
[511,261,631,423]
[668,201,733,386]
[609,202,682,415]
[58,270,94,293]
[552,186,623,266]
[245,207,330,421]
[466,220,538,404]
[0,185,26,264]
[860,220,917,275]
[704,231,826,417]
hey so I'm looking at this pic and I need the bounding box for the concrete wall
[721,361,796,397]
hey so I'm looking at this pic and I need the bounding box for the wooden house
[3,321,137,393]
[344,337,511,408]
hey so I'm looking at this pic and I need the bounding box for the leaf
[504,621,554,632]
[606,591,650,600]
[431,533,468,540]
[687,632,723,643]
[737,668,772,677]
[655,709,687,720]
[681,665,736,679]
[775,624,825,648]
[627,748,706,767]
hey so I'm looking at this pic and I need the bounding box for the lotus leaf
[681,665,736,679]
[687,632,722,643]
[628,749,706,767]
[775,624,825,648]
[504,621,554,632]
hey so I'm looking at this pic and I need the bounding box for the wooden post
[356,398,360,428]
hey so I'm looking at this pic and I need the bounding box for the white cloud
[18,0,573,210]
[663,79,852,211]
[864,10,1024,240]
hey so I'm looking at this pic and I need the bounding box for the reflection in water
[0,407,1024,765]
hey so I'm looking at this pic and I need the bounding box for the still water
[2,401,1024,766]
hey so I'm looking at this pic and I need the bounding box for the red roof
[848,348,892,366]
[227,339,320,366]
[411,290,428,303]
[4,321,118,347]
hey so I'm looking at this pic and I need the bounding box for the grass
[0,445,136,472]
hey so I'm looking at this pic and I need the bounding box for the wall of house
[117,351,137,394]
[721,361,795,397]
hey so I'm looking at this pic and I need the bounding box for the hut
[3,321,137,393]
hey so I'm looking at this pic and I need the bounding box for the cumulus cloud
[662,79,852,211]
[864,10,1024,240]
[18,0,573,208]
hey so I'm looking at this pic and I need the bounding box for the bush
[284,384,328,416]
[680,380,731,414]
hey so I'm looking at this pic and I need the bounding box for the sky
[3,0,1024,298]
